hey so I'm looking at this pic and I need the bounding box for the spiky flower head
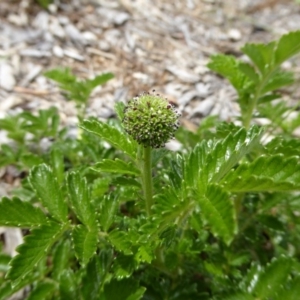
[123,92,180,148]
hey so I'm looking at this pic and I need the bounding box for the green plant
[44,68,114,119]
[1,31,300,299]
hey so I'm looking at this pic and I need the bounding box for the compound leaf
[0,197,47,227]
[185,126,262,189]
[6,222,65,285]
[222,155,300,192]
[242,42,276,74]
[29,164,68,222]
[80,119,137,159]
[72,225,98,266]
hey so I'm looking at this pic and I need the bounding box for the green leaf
[58,269,77,300]
[29,164,68,222]
[52,239,71,281]
[113,254,138,279]
[99,194,119,232]
[103,278,145,300]
[276,276,300,300]
[81,250,113,300]
[196,184,237,244]
[222,155,300,192]
[185,126,262,189]
[274,30,300,65]
[6,222,65,285]
[242,42,276,74]
[238,62,259,83]
[251,256,292,299]
[80,119,137,159]
[26,280,57,300]
[44,68,76,86]
[108,230,133,255]
[85,73,114,90]
[0,253,10,272]
[115,101,126,121]
[67,171,96,228]
[261,70,294,94]
[92,158,140,175]
[0,273,38,300]
[20,153,43,168]
[0,197,47,227]
[207,54,249,92]
[50,147,64,184]
[72,225,98,266]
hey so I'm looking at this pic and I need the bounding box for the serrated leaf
[252,256,292,299]
[67,171,96,228]
[242,42,276,74]
[222,155,300,192]
[185,126,262,189]
[207,54,250,92]
[196,184,236,244]
[274,30,300,65]
[108,230,133,255]
[99,194,119,232]
[72,225,98,266]
[261,70,294,94]
[29,164,68,222]
[92,159,140,175]
[115,101,126,121]
[6,222,65,285]
[0,197,47,227]
[80,119,137,159]
[26,280,57,300]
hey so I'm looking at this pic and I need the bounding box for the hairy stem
[140,146,154,216]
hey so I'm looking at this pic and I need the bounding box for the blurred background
[1,0,300,130]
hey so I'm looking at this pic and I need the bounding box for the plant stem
[141,146,153,216]
[243,68,278,129]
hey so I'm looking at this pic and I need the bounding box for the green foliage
[29,164,68,222]
[1,30,300,299]
[208,30,300,128]
[80,119,137,159]
[0,197,47,227]
[44,68,113,111]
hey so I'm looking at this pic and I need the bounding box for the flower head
[122,92,180,148]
